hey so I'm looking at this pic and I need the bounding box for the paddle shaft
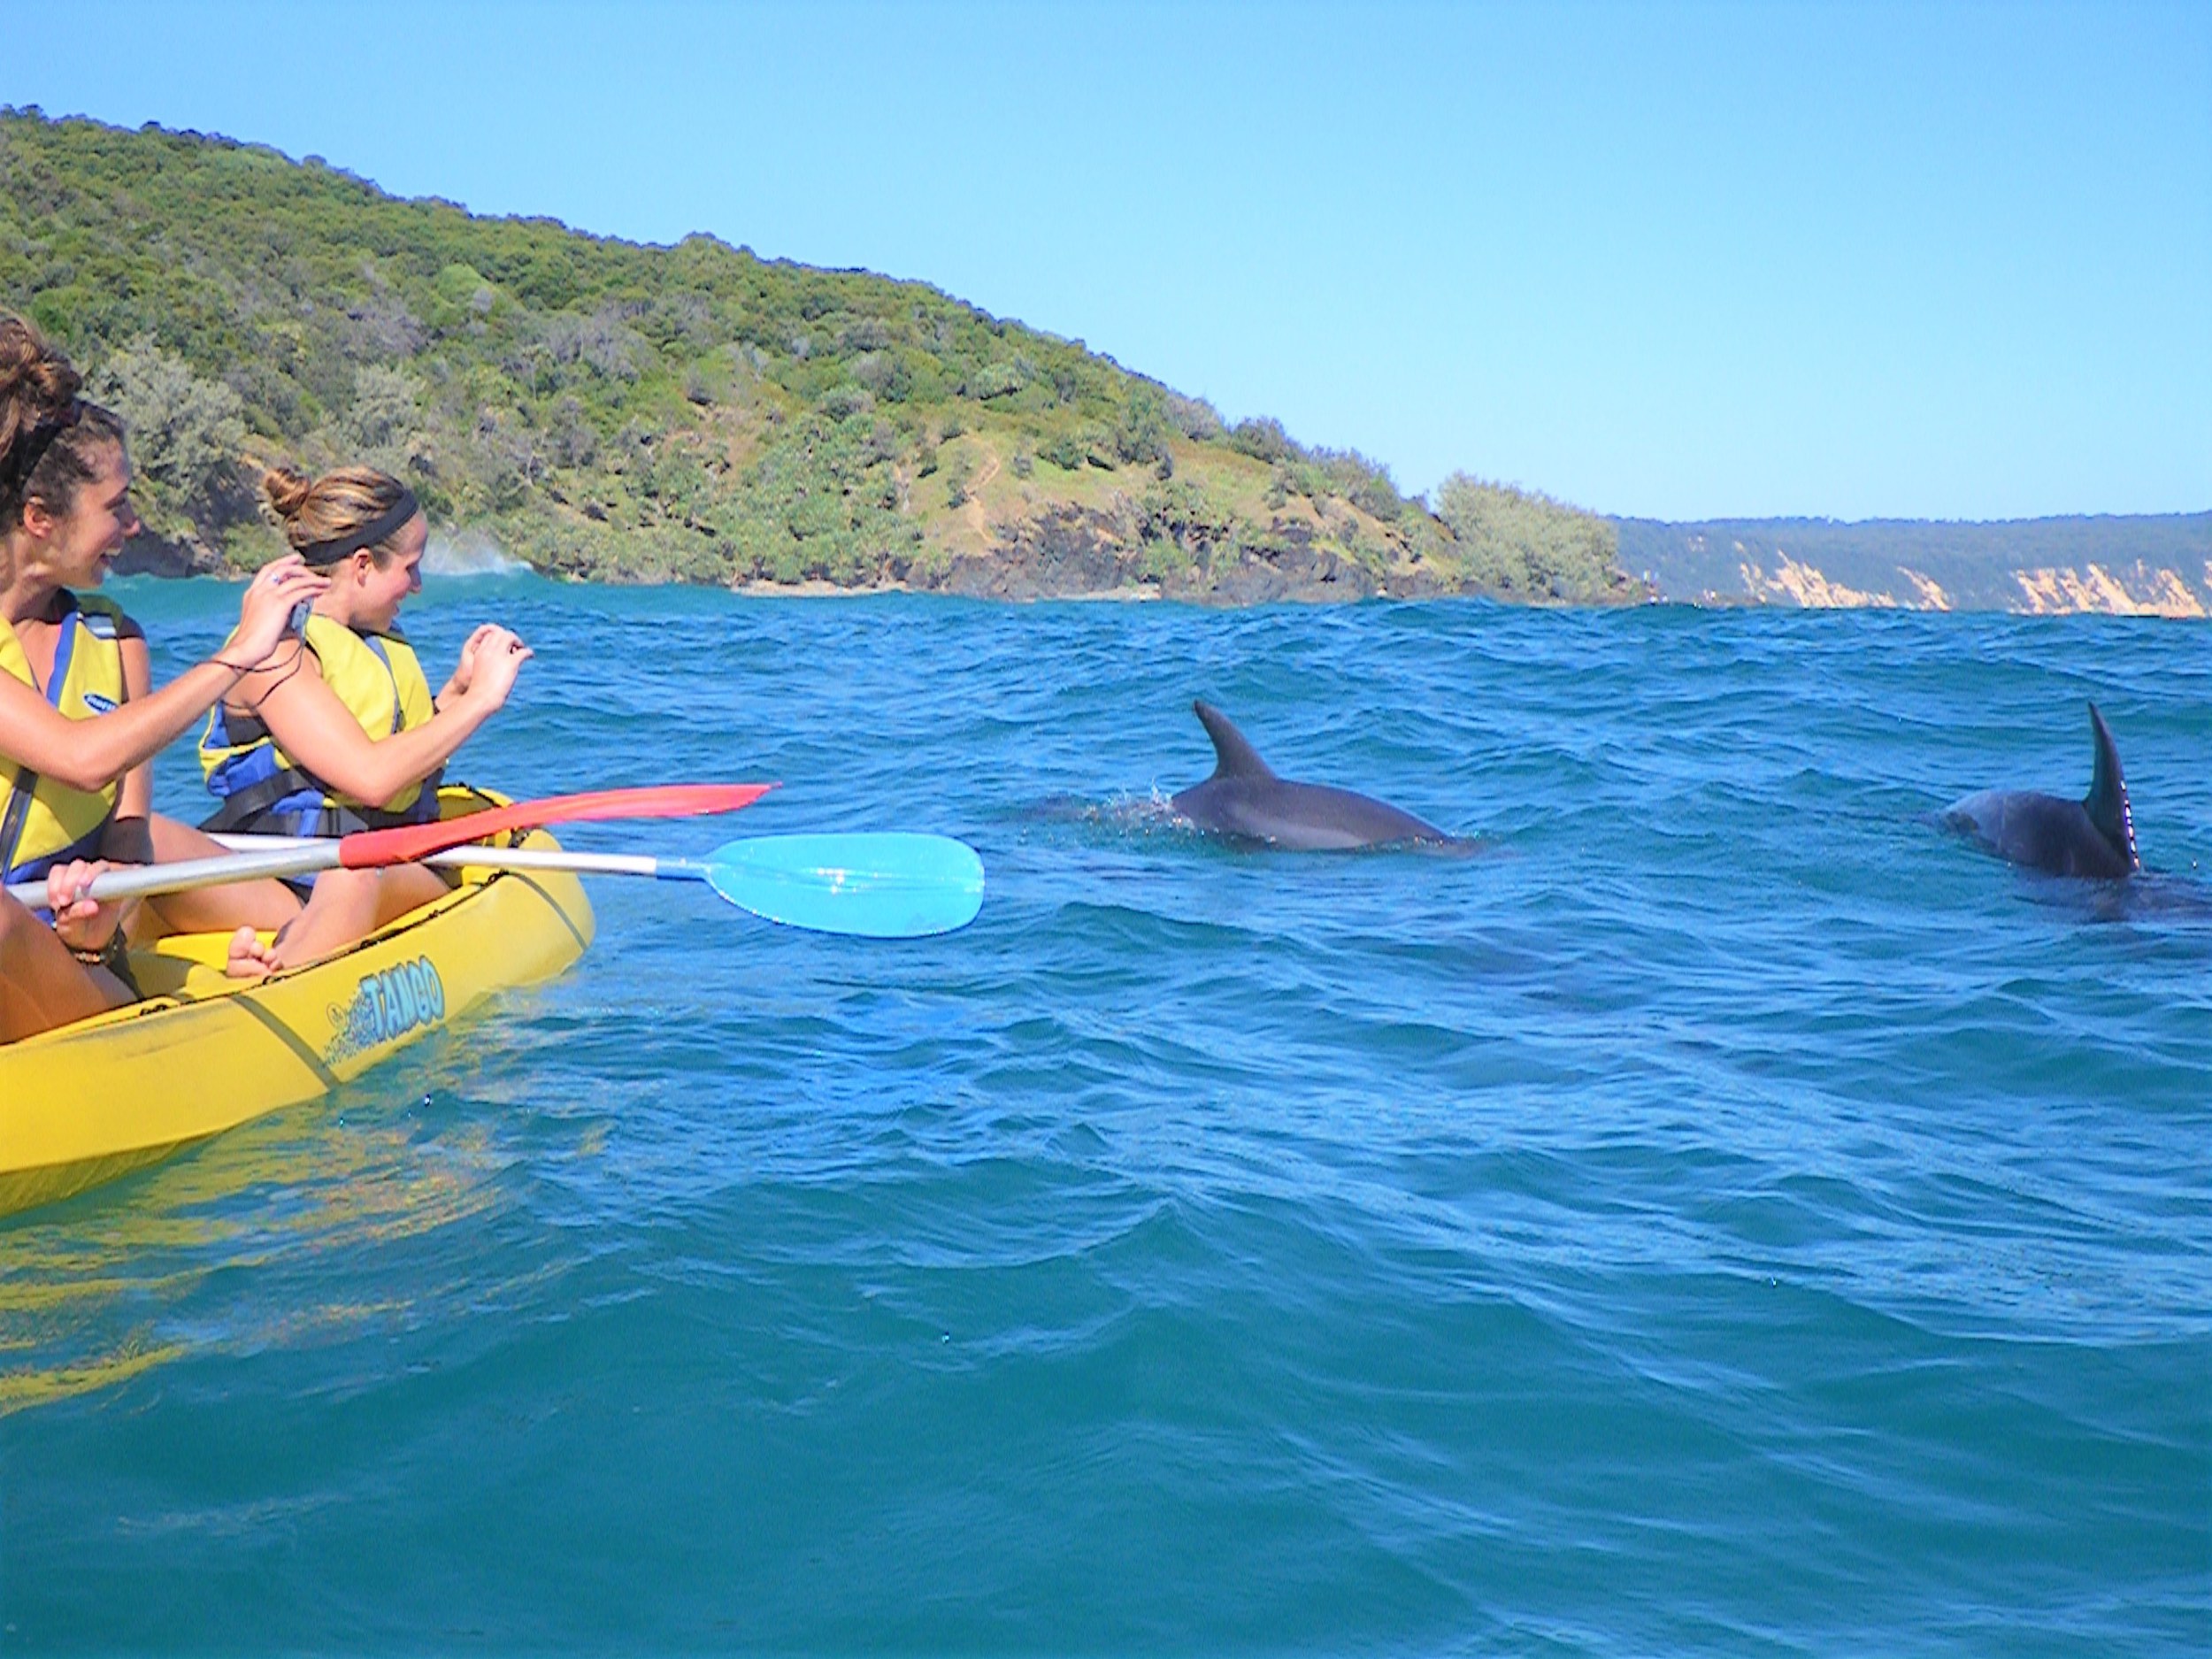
[6,842,725,906]
[2,781,772,908]
[208,838,699,882]
[6,841,343,906]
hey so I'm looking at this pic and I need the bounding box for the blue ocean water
[3,576,2208,1655]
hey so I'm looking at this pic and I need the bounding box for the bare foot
[225,925,282,980]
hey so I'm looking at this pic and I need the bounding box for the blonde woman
[0,314,323,1040]
[203,465,531,975]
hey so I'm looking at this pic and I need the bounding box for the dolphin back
[2083,703,2139,871]
[1173,700,1467,850]
[1941,701,2142,880]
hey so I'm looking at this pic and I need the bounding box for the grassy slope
[0,110,1629,603]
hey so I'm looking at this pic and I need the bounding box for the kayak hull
[0,799,594,1218]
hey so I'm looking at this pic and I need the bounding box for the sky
[4,0,2207,522]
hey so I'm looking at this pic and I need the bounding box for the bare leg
[0,895,128,1044]
[113,815,303,943]
[227,864,450,979]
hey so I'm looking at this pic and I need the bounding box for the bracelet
[69,929,121,964]
[213,635,306,678]
[70,930,140,998]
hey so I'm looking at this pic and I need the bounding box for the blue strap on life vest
[200,634,442,838]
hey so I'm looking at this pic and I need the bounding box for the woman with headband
[201,464,532,977]
[0,313,325,1041]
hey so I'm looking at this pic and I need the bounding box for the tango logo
[326,956,447,1063]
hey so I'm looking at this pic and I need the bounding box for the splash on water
[1023,787,1196,839]
[423,531,530,577]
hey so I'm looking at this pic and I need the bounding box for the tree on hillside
[87,337,245,530]
[1434,473,1624,602]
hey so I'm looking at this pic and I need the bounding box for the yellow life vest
[0,591,129,887]
[198,611,442,836]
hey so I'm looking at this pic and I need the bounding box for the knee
[306,868,380,918]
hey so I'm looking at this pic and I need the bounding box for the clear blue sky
[5,0,2207,521]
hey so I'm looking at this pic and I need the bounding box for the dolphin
[1942,703,2140,879]
[1169,700,1471,851]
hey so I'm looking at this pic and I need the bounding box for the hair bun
[0,313,83,457]
[261,464,317,521]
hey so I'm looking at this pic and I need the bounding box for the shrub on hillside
[1434,472,1621,602]
[327,364,429,474]
[1229,417,1291,464]
[1166,392,1224,442]
[1114,388,1173,466]
[86,337,246,530]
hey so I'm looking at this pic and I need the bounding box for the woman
[0,314,326,1041]
[203,465,531,976]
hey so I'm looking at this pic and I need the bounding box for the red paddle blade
[338,783,777,869]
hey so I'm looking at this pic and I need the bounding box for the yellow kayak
[0,788,594,1218]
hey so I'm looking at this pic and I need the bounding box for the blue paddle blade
[700,833,985,937]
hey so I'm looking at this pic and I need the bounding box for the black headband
[297,488,420,565]
[0,403,84,494]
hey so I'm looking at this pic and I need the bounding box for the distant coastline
[1619,512,2212,616]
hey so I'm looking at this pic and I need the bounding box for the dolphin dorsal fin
[2084,703,2140,870]
[1193,700,1276,780]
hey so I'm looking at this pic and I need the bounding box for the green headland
[0,109,1628,604]
[9,110,2200,613]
